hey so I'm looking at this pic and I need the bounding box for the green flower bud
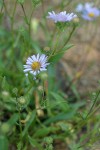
[73,17,80,23]
[38,86,43,92]
[40,72,48,80]
[1,123,10,134]
[44,47,50,52]
[18,96,26,105]
[12,88,18,95]
[48,144,53,150]
[2,91,9,97]
[44,137,53,144]
[31,18,39,34]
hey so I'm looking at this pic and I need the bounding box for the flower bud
[38,86,43,92]
[2,91,9,97]
[1,123,10,134]
[18,96,26,105]
[40,72,48,80]
[73,17,80,24]
[31,19,39,34]
[12,88,18,95]
[44,137,53,144]
[44,47,50,52]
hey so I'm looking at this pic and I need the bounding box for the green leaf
[33,127,58,138]
[28,135,43,150]
[1,76,9,91]
[70,102,86,111]
[61,44,74,52]
[44,111,75,125]
[49,44,73,63]
[50,92,69,111]
[32,42,41,53]
[34,128,50,138]
[8,113,19,127]
[0,135,9,150]
[22,111,36,137]
[49,53,63,63]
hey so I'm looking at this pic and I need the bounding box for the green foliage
[17,0,25,4]
[22,111,36,137]
[0,136,9,150]
[28,135,43,150]
[31,0,42,6]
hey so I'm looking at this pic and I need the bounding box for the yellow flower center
[31,62,41,71]
[88,12,95,18]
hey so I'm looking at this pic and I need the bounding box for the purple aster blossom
[76,2,100,21]
[47,11,77,23]
[82,6,100,21]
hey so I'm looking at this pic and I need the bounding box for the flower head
[23,54,49,78]
[47,11,77,23]
[82,6,100,21]
[76,3,100,21]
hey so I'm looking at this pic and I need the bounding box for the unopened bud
[48,144,53,150]
[31,19,39,33]
[44,47,50,52]
[2,91,9,97]
[44,137,53,144]
[1,123,10,133]
[12,88,18,95]
[18,96,26,105]
[38,86,43,92]
[73,17,80,23]
[40,72,48,80]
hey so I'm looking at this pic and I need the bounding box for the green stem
[48,30,61,60]
[3,0,11,18]
[20,4,29,25]
[85,90,100,119]
[11,0,17,32]
[18,108,23,136]
[16,95,23,149]
[29,7,34,36]
[0,0,4,13]
[62,25,76,49]
[18,109,23,150]
[28,7,34,48]
[26,84,34,94]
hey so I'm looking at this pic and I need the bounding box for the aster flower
[82,6,100,21]
[23,54,49,78]
[76,3,100,21]
[47,11,77,23]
